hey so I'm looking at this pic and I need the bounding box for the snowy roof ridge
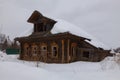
[51,19,110,50]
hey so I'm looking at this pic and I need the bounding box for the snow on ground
[0,51,120,80]
[0,62,64,80]
[0,51,8,61]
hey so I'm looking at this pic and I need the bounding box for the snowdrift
[1,51,120,80]
[0,56,120,80]
[0,62,64,80]
[0,51,7,61]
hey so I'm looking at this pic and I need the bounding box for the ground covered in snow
[0,51,120,80]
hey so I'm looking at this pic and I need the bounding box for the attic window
[34,23,48,32]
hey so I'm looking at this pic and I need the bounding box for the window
[83,51,90,58]
[34,47,37,54]
[43,46,47,50]
[25,46,29,56]
[24,43,29,56]
[32,46,38,56]
[52,46,58,57]
[71,43,77,57]
[35,23,47,32]
[72,47,76,57]
[40,45,47,56]
[51,42,58,57]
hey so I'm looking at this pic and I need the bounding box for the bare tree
[114,47,120,53]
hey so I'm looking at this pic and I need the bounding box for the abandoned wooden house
[15,10,110,63]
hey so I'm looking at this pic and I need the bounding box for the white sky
[0,0,120,48]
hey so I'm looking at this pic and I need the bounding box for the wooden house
[15,10,110,63]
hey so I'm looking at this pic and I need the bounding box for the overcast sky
[0,0,120,49]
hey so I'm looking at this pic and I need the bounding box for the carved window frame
[31,44,38,56]
[51,42,58,58]
[40,43,47,56]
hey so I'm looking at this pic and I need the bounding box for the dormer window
[34,23,48,32]
[27,10,56,33]
[37,23,44,32]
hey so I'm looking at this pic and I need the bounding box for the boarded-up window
[72,47,76,57]
[71,43,77,57]
[83,51,90,58]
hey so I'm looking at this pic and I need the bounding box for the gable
[27,10,43,23]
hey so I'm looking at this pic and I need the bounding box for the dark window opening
[35,23,47,32]
[43,47,47,50]
[83,51,90,58]
[34,23,53,32]
[38,23,44,32]
[52,46,58,57]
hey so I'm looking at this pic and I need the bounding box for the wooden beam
[62,40,64,63]
[67,39,70,63]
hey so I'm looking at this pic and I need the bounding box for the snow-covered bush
[114,53,120,64]
[0,51,7,61]
[100,53,120,70]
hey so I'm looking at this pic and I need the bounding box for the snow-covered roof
[19,19,110,50]
[51,19,109,50]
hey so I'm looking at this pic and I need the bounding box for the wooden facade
[15,10,110,63]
